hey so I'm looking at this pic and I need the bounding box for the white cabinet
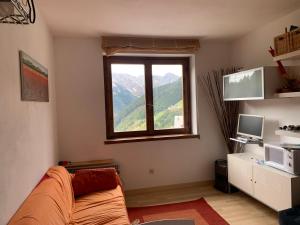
[228,153,300,211]
[228,153,253,195]
[253,164,291,210]
[223,67,283,101]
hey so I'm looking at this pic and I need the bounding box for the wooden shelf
[273,49,300,61]
[275,130,300,139]
[274,92,300,98]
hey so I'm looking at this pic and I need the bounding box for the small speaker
[215,159,238,193]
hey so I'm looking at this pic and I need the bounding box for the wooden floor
[125,182,278,225]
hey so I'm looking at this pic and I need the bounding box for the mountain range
[112,72,179,97]
[112,72,183,132]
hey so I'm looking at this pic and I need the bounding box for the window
[103,56,192,140]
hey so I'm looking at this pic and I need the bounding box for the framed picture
[19,51,49,102]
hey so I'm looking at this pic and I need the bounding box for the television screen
[237,114,264,139]
[223,68,264,101]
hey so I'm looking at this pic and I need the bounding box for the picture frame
[19,51,49,102]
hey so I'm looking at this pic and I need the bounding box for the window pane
[111,64,146,132]
[152,65,184,130]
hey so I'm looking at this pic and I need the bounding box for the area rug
[127,198,229,225]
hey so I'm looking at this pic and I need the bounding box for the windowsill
[104,134,200,145]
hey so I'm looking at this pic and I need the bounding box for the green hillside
[114,105,146,132]
[113,83,137,123]
[154,100,183,130]
[153,79,182,113]
[115,79,183,132]
[114,93,145,127]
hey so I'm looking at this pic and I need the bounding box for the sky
[111,64,182,77]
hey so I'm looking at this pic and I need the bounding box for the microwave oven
[264,143,300,175]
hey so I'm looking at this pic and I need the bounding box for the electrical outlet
[149,169,154,174]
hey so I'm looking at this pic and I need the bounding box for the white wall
[54,38,232,190]
[0,12,58,224]
[231,8,300,154]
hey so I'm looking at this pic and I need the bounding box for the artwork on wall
[19,51,49,102]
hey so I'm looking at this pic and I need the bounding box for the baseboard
[125,180,213,196]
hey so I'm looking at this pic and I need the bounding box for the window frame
[103,56,192,139]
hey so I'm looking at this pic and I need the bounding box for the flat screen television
[223,67,264,101]
[237,114,264,139]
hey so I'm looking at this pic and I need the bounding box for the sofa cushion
[72,186,130,225]
[72,168,119,197]
[8,166,74,225]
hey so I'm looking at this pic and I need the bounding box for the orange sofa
[8,166,130,225]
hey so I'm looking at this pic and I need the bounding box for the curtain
[102,36,200,55]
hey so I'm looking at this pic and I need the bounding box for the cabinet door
[228,155,253,195]
[253,164,291,211]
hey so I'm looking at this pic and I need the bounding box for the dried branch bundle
[199,68,240,154]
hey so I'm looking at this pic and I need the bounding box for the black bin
[214,159,238,193]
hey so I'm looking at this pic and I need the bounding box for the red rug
[127,198,229,225]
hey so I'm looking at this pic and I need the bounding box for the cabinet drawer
[253,164,292,211]
[228,154,253,195]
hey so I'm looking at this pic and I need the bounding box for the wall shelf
[275,130,300,139]
[274,92,300,98]
[273,49,300,61]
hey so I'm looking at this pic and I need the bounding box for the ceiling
[37,0,300,40]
